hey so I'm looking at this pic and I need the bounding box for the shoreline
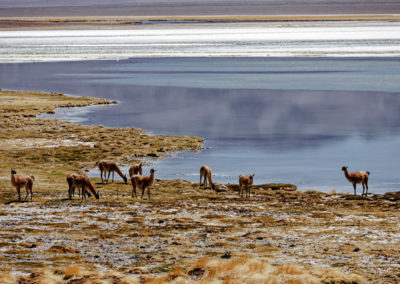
[0,14,400,30]
[0,89,203,183]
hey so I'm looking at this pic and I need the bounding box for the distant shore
[1,14,400,30]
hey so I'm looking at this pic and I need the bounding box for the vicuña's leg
[17,186,21,201]
[141,187,145,199]
[112,171,114,183]
[199,174,202,189]
[365,181,369,196]
[100,170,104,184]
[106,171,111,184]
[148,187,151,199]
[25,185,29,201]
[353,183,357,195]
[131,180,137,198]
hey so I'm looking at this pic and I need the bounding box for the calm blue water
[2,57,400,193]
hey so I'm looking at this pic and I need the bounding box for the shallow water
[1,0,400,16]
[2,57,400,193]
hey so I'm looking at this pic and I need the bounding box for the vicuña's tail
[30,175,35,180]
[366,171,370,175]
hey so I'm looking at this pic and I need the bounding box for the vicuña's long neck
[208,173,213,185]
[343,169,351,180]
[115,165,125,178]
[11,173,16,186]
[149,172,155,185]
[86,180,98,197]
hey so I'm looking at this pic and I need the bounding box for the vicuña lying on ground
[200,165,215,190]
[239,174,254,199]
[96,159,127,184]
[129,161,142,177]
[342,166,370,196]
[68,173,99,199]
[131,169,156,199]
[10,169,34,202]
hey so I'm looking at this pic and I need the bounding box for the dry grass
[0,256,366,283]
[1,14,400,29]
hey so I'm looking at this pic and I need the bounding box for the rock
[221,252,232,259]
[147,153,159,157]
[188,268,205,280]
[353,247,360,252]
[49,244,80,253]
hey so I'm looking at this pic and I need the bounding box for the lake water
[1,57,400,193]
[1,0,400,16]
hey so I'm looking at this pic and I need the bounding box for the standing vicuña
[131,169,156,199]
[129,162,143,177]
[70,174,99,200]
[342,166,370,196]
[239,174,254,199]
[67,173,92,199]
[96,160,128,184]
[11,169,34,202]
[200,165,215,190]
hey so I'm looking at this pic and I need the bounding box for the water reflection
[2,58,400,191]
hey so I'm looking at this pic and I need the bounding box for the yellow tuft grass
[63,266,82,278]
[0,256,368,284]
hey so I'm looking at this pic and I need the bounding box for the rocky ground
[0,90,399,283]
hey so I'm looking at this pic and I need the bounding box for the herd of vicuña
[9,163,370,202]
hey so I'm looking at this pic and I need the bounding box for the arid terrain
[0,90,399,283]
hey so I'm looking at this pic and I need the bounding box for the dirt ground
[0,90,399,283]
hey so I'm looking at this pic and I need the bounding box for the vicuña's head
[150,169,155,174]
[95,190,100,199]
[341,166,348,171]
[11,169,16,174]
[123,175,128,184]
[249,174,255,179]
